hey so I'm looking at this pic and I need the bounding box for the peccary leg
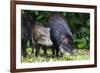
[42,46,47,56]
[35,44,40,57]
[56,48,60,57]
[51,45,56,57]
[22,40,27,57]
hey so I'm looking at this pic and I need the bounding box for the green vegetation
[21,48,90,63]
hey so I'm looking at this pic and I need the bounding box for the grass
[21,48,90,63]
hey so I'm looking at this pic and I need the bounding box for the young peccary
[32,23,53,57]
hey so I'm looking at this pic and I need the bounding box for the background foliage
[22,10,90,49]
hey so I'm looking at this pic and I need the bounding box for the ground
[21,48,90,63]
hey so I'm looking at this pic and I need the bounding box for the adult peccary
[47,14,74,57]
[21,14,35,57]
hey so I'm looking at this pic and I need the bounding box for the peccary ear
[47,28,50,31]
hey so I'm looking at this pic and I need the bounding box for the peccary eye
[39,34,46,40]
[24,33,28,37]
[68,44,71,48]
